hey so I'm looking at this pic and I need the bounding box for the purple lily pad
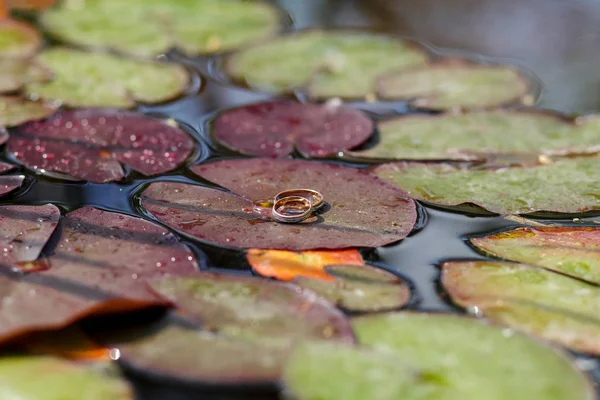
[141,159,417,250]
[8,110,195,183]
[212,101,373,158]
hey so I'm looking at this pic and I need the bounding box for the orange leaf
[0,1,7,19]
[7,0,57,10]
[247,249,364,281]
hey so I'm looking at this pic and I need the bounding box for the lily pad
[7,0,57,10]
[293,265,412,312]
[0,355,132,399]
[470,226,600,284]
[0,19,41,59]
[352,110,600,161]
[0,175,24,198]
[345,312,593,400]
[247,249,364,281]
[21,327,110,361]
[377,62,531,109]
[212,101,373,158]
[0,60,51,94]
[25,48,190,109]
[9,109,195,183]
[0,96,56,127]
[372,158,600,214]
[148,273,354,346]
[226,30,428,99]
[142,158,417,250]
[42,0,280,57]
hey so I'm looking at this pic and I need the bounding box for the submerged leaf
[293,265,411,312]
[212,101,373,158]
[26,48,190,108]
[42,0,279,57]
[0,355,132,399]
[247,249,363,281]
[377,62,531,109]
[9,109,195,183]
[226,30,428,99]
[372,158,600,214]
[471,226,600,284]
[142,158,417,250]
[352,110,600,161]
[0,19,41,59]
[442,261,600,354]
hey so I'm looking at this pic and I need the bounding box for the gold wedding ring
[275,189,324,210]
[272,196,313,223]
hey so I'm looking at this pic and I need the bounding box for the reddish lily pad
[0,175,25,198]
[372,158,600,214]
[471,226,600,284]
[442,261,600,354]
[0,162,15,173]
[0,96,56,128]
[212,101,373,158]
[9,109,195,183]
[293,264,412,312]
[142,159,417,250]
[0,19,41,59]
[247,249,364,281]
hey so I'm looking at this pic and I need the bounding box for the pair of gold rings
[271,189,324,224]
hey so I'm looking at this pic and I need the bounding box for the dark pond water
[7,0,600,398]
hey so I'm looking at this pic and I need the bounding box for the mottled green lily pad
[0,19,41,59]
[352,110,600,161]
[372,158,600,214]
[0,355,132,399]
[42,0,280,57]
[26,48,189,108]
[471,226,600,284]
[442,261,600,354]
[226,30,428,99]
[293,265,411,312]
[377,62,531,109]
[335,312,591,400]
[0,96,56,127]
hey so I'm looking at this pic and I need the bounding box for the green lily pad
[442,261,600,354]
[42,0,280,57]
[293,265,411,312]
[0,19,41,59]
[338,312,591,400]
[351,110,600,161]
[0,59,51,94]
[0,96,56,127]
[471,226,600,284]
[372,158,600,214]
[0,355,132,399]
[226,30,428,99]
[26,48,190,109]
[376,62,532,109]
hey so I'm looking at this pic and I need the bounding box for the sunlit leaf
[0,96,56,127]
[247,249,363,281]
[42,0,280,57]
[226,30,428,99]
[142,158,417,250]
[372,158,600,214]
[212,100,373,158]
[9,109,195,183]
[26,48,190,108]
[0,19,41,59]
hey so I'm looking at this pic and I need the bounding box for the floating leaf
[9,109,195,183]
[0,19,41,59]
[26,48,190,109]
[42,0,279,57]
[372,158,600,214]
[148,273,354,347]
[0,59,51,94]
[20,327,109,361]
[212,100,373,158]
[0,161,15,173]
[442,261,600,354]
[293,265,411,312]
[226,30,428,99]
[247,249,363,281]
[0,96,55,128]
[0,175,24,198]
[142,159,417,250]
[0,355,132,399]
[347,312,593,400]
[351,110,600,161]
[377,62,531,109]
[471,226,600,284]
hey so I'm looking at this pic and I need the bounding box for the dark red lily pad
[0,175,25,198]
[141,159,416,250]
[0,206,199,344]
[0,161,15,173]
[212,101,373,158]
[8,110,195,183]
